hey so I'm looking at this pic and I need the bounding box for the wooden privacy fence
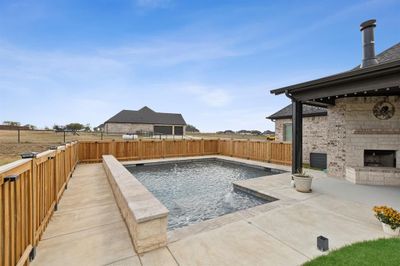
[0,142,78,266]
[0,138,290,266]
[218,139,292,165]
[78,139,292,165]
[78,139,220,162]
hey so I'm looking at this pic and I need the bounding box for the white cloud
[182,85,233,107]
[100,38,242,66]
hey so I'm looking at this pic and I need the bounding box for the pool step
[233,183,279,202]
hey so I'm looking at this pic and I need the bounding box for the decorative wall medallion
[373,101,395,120]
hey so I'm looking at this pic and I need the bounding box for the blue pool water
[126,159,282,230]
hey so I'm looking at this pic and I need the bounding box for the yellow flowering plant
[373,206,400,230]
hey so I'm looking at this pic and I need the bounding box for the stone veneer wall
[105,123,154,134]
[105,123,186,135]
[274,116,328,163]
[327,96,400,180]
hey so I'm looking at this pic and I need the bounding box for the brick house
[267,105,328,167]
[269,20,400,186]
[102,106,187,135]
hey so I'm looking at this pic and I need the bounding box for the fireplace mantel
[352,129,400,135]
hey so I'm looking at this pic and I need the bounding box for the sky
[0,0,399,132]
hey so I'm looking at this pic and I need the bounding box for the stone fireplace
[364,150,396,167]
[327,96,400,186]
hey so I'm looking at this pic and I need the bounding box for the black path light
[317,235,329,252]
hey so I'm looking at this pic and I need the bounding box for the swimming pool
[126,158,283,230]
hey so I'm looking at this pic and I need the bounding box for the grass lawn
[304,238,400,266]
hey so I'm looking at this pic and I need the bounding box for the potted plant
[292,171,313,193]
[373,206,400,236]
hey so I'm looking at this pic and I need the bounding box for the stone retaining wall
[102,155,169,253]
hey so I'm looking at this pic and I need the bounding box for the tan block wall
[102,155,169,253]
[105,123,154,134]
[274,116,328,163]
[327,96,400,178]
[105,123,186,135]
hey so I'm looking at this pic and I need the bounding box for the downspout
[284,90,294,101]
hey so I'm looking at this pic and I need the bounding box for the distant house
[103,106,187,135]
[267,104,327,164]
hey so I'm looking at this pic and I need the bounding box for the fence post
[183,139,187,156]
[265,141,271,163]
[246,139,250,159]
[230,139,234,157]
[18,128,21,143]
[30,156,37,249]
[138,140,143,160]
[201,138,205,155]
[161,139,165,158]
[111,140,117,158]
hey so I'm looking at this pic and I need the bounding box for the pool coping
[122,155,301,242]
[123,156,289,206]
[102,155,169,254]
[122,155,291,172]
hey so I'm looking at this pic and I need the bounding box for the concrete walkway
[32,159,399,266]
[32,164,141,265]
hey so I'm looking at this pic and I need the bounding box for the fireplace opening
[364,150,396,167]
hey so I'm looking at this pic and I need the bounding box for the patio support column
[292,100,303,174]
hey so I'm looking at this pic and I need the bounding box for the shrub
[373,205,400,230]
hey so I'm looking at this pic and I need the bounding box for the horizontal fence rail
[78,139,220,162]
[0,142,78,266]
[78,139,291,165]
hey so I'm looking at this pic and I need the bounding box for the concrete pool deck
[32,156,400,265]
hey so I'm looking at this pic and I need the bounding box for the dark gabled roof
[353,42,400,69]
[105,106,186,125]
[374,42,400,64]
[267,104,327,120]
[271,42,400,96]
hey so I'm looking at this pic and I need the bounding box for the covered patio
[271,20,400,186]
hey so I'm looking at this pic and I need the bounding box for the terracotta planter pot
[293,174,313,193]
[382,223,400,236]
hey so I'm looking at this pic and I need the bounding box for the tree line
[2,121,92,132]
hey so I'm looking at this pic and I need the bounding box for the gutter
[271,59,400,95]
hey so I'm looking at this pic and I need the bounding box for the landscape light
[317,235,329,252]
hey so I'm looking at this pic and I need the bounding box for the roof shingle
[105,106,186,125]
[267,104,327,120]
[354,42,400,69]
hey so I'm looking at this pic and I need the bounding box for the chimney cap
[360,19,376,31]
